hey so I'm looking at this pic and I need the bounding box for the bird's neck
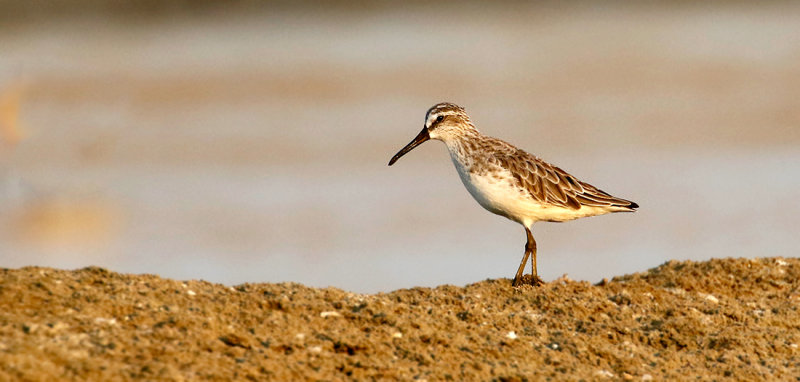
[442,128,484,169]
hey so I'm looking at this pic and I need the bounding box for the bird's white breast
[449,153,533,222]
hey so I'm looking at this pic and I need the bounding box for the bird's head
[388,102,474,166]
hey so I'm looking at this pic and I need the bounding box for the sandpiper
[388,102,638,287]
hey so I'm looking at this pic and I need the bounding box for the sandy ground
[1,257,798,380]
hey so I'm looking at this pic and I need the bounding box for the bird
[388,102,638,287]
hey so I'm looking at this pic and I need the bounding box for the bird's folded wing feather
[496,148,635,210]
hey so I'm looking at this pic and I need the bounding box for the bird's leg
[526,227,544,286]
[512,245,531,287]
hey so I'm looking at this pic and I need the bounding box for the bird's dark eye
[436,115,444,122]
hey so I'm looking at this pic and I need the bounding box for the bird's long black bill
[388,128,430,166]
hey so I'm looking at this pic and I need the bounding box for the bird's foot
[512,274,545,288]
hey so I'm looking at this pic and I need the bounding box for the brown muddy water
[1,3,798,292]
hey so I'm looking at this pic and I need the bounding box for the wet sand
[2,257,798,380]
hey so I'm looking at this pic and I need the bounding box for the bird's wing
[496,148,637,211]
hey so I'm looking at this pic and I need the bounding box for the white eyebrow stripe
[427,110,459,123]
[426,108,463,127]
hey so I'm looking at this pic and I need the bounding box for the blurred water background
[1,2,798,292]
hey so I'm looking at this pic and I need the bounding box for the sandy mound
[1,257,798,380]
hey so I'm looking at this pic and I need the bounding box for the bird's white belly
[451,158,608,226]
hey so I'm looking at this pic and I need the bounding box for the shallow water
[1,3,799,292]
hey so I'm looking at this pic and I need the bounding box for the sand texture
[1,257,798,380]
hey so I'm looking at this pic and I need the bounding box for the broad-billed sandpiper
[389,103,638,287]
